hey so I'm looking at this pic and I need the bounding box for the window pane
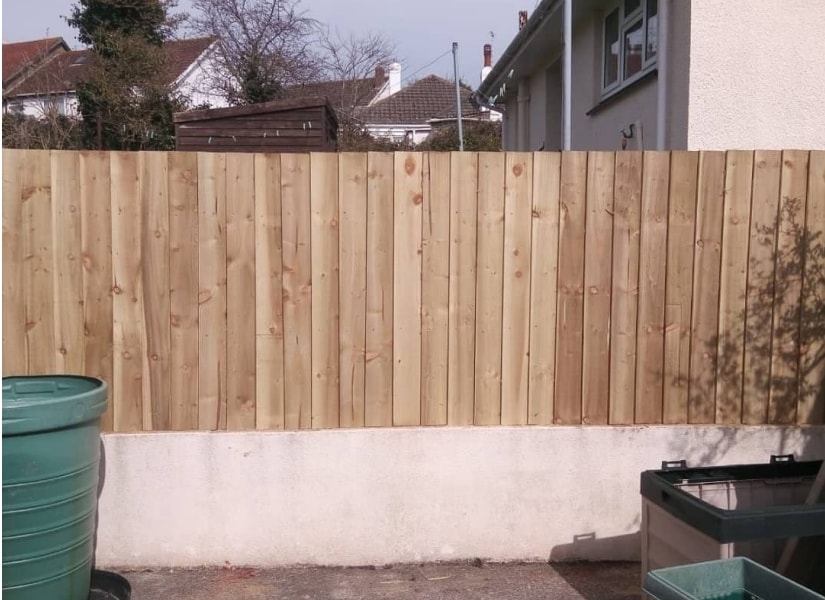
[625,0,641,16]
[623,19,644,79]
[604,9,620,88]
[646,0,658,60]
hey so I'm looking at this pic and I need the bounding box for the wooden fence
[2,149,823,432]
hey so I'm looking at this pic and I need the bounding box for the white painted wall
[176,47,230,110]
[94,426,825,568]
[687,0,825,149]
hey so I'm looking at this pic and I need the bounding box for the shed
[173,96,338,153]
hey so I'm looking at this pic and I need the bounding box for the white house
[475,0,825,150]
[3,37,227,118]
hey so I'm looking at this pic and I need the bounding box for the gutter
[473,0,563,109]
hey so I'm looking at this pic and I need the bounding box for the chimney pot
[483,44,492,67]
[518,10,528,30]
[375,65,385,86]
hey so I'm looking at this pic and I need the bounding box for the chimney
[518,10,528,30]
[481,44,493,85]
[388,62,402,95]
[374,65,386,87]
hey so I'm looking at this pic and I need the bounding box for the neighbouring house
[2,37,69,95]
[173,96,338,153]
[475,0,825,151]
[3,36,227,118]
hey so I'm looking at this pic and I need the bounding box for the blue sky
[2,0,525,87]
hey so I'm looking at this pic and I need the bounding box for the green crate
[644,557,825,600]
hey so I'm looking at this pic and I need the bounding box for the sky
[2,0,526,88]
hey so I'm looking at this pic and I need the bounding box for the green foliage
[69,0,184,150]
[231,53,284,105]
[419,120,501,152]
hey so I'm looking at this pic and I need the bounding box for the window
[601,0,658,95]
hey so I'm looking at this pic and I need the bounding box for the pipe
[656,0,670,149]
[562,0,572,150]
[453,42,465,152]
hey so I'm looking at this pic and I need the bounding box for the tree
[419,121,502,152]
[188,0,318,105]
[67,0,186,150]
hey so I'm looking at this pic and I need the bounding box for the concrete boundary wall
[95,426,825,568]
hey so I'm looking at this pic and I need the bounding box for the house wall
[528,71,547,150]
[544,61,563,151]
[176,51,230,110]
[686,0,825,149]
[366,125,431,145]
[9,93,80,118]
[94,426,825,567]
[502,96,518,150]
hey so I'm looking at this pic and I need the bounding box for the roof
[355,75,480,125]
[2,37,68,85]
[7,37,215,97]
[283,76,385,114]
[173,96,338,127]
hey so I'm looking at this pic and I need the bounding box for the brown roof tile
[355,75,479,125]
[8,37,214,96]
[2,37,68,86]
[283,76,384,114]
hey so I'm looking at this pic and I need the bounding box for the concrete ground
[119,561,641,600]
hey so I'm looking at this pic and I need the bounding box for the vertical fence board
[582,151,614,425]
[663,152,698,424]
[502,153,533,425]
[528,152,561,425]
[392,152,423,426]
[310,153,340,429]
[198,152,227,430]
[474,152,505,425]
[421,152,451,425]
[80,152,114,430]
[448,152,478,425]
[168,152,199,431]
[609,151,642,424]
[555,152,587,424]
[365,153,394,426]
[688,151,726,423]
[141,152,171,431]
[51,152,84,374]
[226,153,257,430]
[742,150,782,424]
[254,153,285,430]
[281,153,313,429]
[798,151,825,424]
[715,151,754,424]
[635,152,670,424]
[769,150,809,424]
[22,150,55,375]
[111,152,145,431]
[3,151,26,375]
[339,153,368,428]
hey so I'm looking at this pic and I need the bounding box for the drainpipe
[656,0,670,149]
[562,0,572,150]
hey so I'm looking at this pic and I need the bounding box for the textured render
[687,0,825,149]
[95,426,825,568]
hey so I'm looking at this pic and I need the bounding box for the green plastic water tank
[2,376,108,600]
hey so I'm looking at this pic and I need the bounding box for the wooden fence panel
[421,152,451,426]
[742,150,782,424]
[311,152,340,429]
[448,152,478,426]
[281,153,312,429]
[582,151,614,425]
[168,152,200,431]
[609,151,642,425]
[769,150,809,424]
[635,152,670,424]
[474,152,505,426]
[254,153,285,430]
[51,151,85,375]
[339,153,368,428]
[715,151,754,424]
[365,152,394,427]
[3,149,822,431]
[528,152,561,425]
[226,153,257,430]
[555,152,587,425]
[392,152,422,426]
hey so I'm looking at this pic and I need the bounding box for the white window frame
[600,0,658,98]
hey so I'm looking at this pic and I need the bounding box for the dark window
[604,9,620,88]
